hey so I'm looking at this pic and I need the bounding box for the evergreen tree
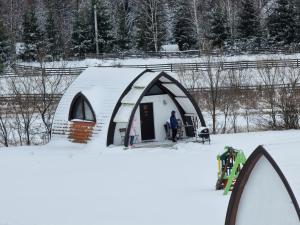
[174,0,196,51]
[237,0,261,40]
[267,0,297,46]
[22,6,43,61]
[115,1,130,51]
[207,5,229,49]
[44,4,62,58]
[294,0,300,43]
[236,0,262,50]
[135,0,166,52]
[0,20,10,73]
[71,10,94,57]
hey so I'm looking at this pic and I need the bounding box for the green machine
[216,146,246,195]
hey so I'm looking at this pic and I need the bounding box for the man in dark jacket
[170,110,178,142]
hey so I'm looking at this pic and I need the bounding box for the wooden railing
[0,58,300,79]
[84,48,300,60]
[0,58,298,77]
[1,83,299,103]
[0,94,62,103]
[119,59,300,72]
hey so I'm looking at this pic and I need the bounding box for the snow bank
[1,130,300,225]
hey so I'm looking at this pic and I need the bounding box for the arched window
[69,93,96,122]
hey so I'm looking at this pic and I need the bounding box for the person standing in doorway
[170,110,178,142]
[129,116,137,147]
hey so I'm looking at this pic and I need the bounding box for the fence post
[170,64,173,72]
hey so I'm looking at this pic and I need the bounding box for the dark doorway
[140,103,155,140]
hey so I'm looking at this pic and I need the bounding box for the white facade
[113,94,185,145]
[236,155,300,225]
[51,67,205,148]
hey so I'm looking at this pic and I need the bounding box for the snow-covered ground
[1,130,300,225]
[18,52,300,68]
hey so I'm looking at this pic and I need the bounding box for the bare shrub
[201,55,226,134]
[257,65,280,129]
[276,65,300,129]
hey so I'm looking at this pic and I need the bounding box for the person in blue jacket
[170,110,178,142]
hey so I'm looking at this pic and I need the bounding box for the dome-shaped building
[51,67,206,147]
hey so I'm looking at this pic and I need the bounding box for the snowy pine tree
[174,0,196,50]
[45,7,61,58]
[0,19,10,73]
[22,6,43,61]
[114,0,131,51]
[236,0,261,50]
[294,0,300,43]
[71,10,94,57]
[267,0,297,46]
[237,0,261,40]
[207,5,229,49]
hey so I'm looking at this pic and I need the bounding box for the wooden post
[94,5,99,55]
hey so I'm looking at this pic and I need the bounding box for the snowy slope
[0,130,300,225]
[18,53,300,68]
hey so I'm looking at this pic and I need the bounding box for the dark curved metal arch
[156,82,192,137]
[68,92,96,122]
[225,145,300,225]
[123,72,206,147]
[161,72,206,127]
[106,70,150,146]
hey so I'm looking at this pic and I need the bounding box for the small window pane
[84,101,95,121]
[146,84,165,96]
[73,99,84,120]
[69,94,95,122]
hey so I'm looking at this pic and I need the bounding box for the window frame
[68,92,96,122]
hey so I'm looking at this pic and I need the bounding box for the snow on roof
[52,67,145,145]
[133,72,160,88]
[52,67,202,148]
[114,71,161,123]
[161,44,179,52]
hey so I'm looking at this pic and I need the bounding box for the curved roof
[51,67,205,147]
[110,71,205,147]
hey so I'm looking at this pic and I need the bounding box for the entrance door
[140,103,155,140]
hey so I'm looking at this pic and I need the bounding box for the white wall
[113,122,128,146]
[113,94,185,145]
[137,94,184,143]
[235,156,300,225]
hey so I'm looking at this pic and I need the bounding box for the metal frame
[225,145,300,225]
[106,71,206,147]
[123,72,206,147]
[106,70,149,146]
